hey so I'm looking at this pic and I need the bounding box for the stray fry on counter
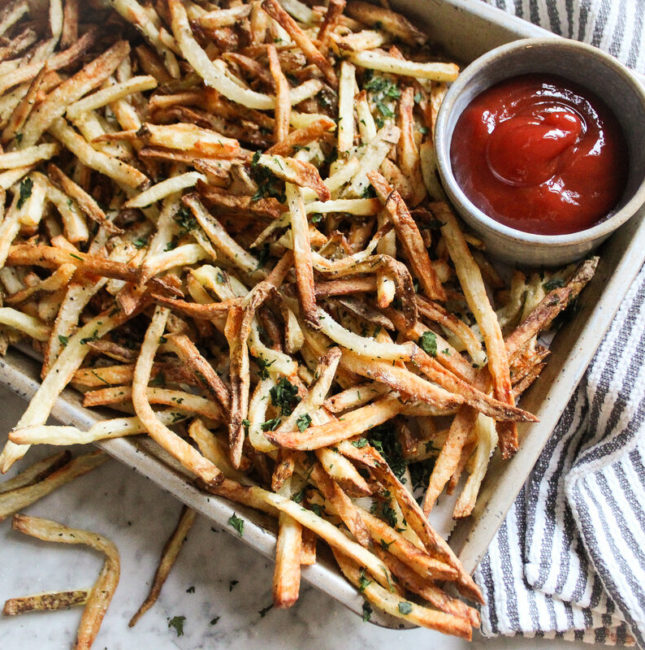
[0,0,598,645]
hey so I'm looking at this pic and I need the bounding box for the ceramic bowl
[434,37,645,267]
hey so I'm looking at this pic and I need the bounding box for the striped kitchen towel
[475,1,645,647]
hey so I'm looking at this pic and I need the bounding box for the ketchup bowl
[435,38,645,267]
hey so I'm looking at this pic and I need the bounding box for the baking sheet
[1,0,644,628]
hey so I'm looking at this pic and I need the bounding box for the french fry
[0,451,106,520]
[20,40,130,147]
[350,50,459,81]
[268,395,404,450]
[0,450,70,494]
[346,1,427,45]
[48,118,149,190]
[262,0,338,88]
[10,411,187,446]
[3,590,89,616]
[131,305,223,486]
[369,171,445,301]
[12,513,120,650]
[267,44,290,143]
[286,183,319,328]
[48,164,122,234]
[129,506,197,626]
[434,202,518,457]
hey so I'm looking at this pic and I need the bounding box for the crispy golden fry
[267,44,290,143]
[3,590,89,616]
[12,513,120,650]
[287,183,319,328]
[273,511,302,608]
[265,117,335,156]
[129,506,197,626]
[21,41,130,147]
[48,118,149,190]
[434,202,518,457]
[262,0,338,88]
[0,451,106,520]
[350,50,459,81]
[369,171,445,301]
[48,164,122,234]
[167,333,231,412]
[346,1,427,45]
[132,305,223,486]
[269,395,404,450]
[0,27,98,94]
[317,0,346,52]
[0,450,70,494]
[333,549,472,638]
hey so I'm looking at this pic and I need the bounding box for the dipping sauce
[450,74,628,235]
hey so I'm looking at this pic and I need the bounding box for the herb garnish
[418,331,437,357]
[227,513,244,536]
[17,177,33,209]
[270,377,300,415]
[167,615,186,636]
[296,414,311,432]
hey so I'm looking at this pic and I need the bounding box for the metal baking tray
[1,0,644,629]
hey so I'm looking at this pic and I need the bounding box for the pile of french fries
[0,0,598,643]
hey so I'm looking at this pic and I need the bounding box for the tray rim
[1,0,644,631]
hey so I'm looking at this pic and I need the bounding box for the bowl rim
[434,36,645,246]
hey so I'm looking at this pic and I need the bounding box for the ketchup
[450,74,627,235]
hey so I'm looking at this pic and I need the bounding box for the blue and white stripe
[475,245,645,646]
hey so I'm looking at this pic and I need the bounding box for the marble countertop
[0,385,592,649]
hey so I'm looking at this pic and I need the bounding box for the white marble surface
[0,385,592,650]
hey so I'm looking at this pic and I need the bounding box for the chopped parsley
[17,177,33,209]
[292,488,306,504]
[167,615,186,636]
[544,278,565,291]
[398,602,413,615]
[261,417,281,432]
[362,601,373,622]
[57,335,69,347]
[364,71,401,121]
[227,513,244,537]
[270,377,300,416]
[369,423,406,481]
[352,438,369,448]
[358,568,372,593]
[132,237,148,249]
[296,413,311,432]
[254,356,275,379]
[418,330,437,357]
[380,538,394,551]
[174,205,197,233]
[310,503,324,517]
[80,330,99,345]
[250,162,285,203]
[310,212,323,224]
